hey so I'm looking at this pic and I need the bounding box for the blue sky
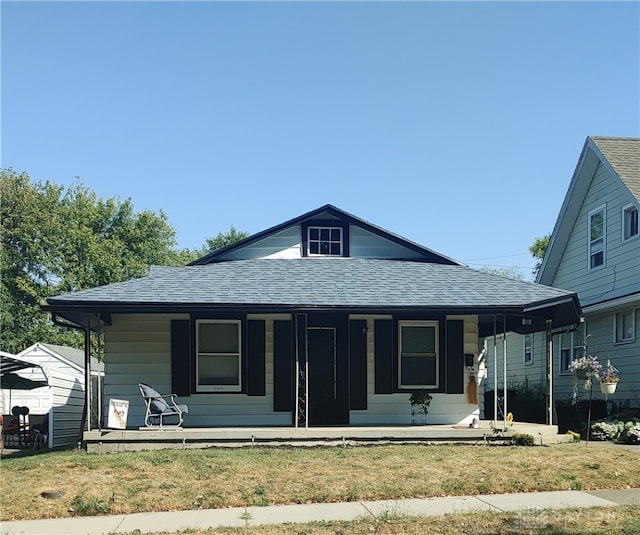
[2,1,639,280]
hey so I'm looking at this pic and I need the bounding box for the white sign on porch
[107,399,129,429]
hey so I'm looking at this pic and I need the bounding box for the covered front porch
[83,421,570,453]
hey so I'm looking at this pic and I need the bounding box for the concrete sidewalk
[2,489,638,535]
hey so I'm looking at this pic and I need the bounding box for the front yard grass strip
[1,443,638,521]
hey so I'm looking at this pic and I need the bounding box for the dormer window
[308,226,343,256]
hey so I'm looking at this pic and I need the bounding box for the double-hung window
[523,334,533,366]
[398,321,439,389]
[196,320,241,392]
[559,328,584,374]
[588,206,606,269]
[615,310,635,343]
[622,204,639,242]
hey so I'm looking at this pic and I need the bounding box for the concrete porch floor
[83,421,571,453]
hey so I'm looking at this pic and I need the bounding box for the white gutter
[581,293,640,315]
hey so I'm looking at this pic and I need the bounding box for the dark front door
[307,315,349,426]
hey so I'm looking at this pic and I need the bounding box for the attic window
[308,226,343,256]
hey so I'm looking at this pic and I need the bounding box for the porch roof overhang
[44,258,581,335]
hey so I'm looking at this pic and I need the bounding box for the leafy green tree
[169,226,250,265]
[204,225,249,253]
[529,235,550,279]
[479,266,525,281]
[1,169,182,353]
[1,169,250,353]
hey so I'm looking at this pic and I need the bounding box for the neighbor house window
[523,334,533,365]
[196,320,241,392]
[559,328,584,374]
[623,204,639,241]
[398,321,439,389]
[308,226,343,256]
[615,310,635,343]
[588,206,605,269]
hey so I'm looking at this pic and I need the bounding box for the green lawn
[1,443,638,523]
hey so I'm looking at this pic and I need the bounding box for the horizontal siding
[103,314,286,428]
[351,315,480,426]
[49,370,84,405]
[486,305,640,414]
[351,393,476,425]
[199,224,436,261]
[483,332,547,389]
[553,162,640,305]
[103,313,482,428]
[221,227,302,260]
[349,226,425,259]
[0,363,85,449]
[480,332,548,420]
[553,308,640,404]
[50,368,85,448]
[18,346,84,375]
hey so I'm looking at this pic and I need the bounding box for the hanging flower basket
[600,382,617,395]
[570,355,602,381]
[598,363,620,394]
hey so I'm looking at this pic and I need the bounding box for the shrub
[590,421,622,441]
[590,417,640,443]
[626,426,640,445]
[511,433,535,446]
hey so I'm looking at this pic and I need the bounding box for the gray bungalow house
[484,136,639,418]
[45,205,581,431]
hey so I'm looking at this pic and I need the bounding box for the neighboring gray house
[44,205,580,429]
[485,136,639,415]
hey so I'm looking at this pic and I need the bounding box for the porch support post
[502,315,507,428]
[295,314,308,429]
[84,322,92,433]
[493,315,497,428]
[97,365,102,430]
[547,320,554,426]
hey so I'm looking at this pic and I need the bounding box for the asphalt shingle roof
[48,258,575,309]
[591,136,640,201]
[38,343,104,372]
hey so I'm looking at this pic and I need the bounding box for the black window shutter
[171,319,191,396]
[374,319,394,394]
[273,320,293,411]
[446,319,464,394]
[349,320,368,409]
[247,320,266,396]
